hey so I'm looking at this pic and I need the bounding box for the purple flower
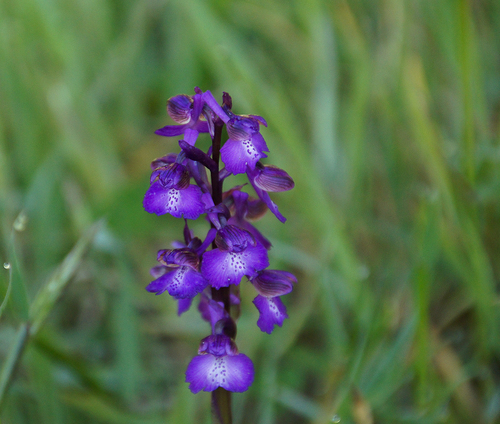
[246,162,294,223]
[185,335,254,393]
[146,248,208,299]
[155,88,229,145]
[143,162,205,219]
[250,270,296,334]
[220,114,269,175]
[201,225,269,288]
[145,88,297,400]
[155,92,208,146]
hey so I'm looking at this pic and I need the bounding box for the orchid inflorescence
[143,87,296,394]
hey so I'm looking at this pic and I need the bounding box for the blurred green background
[1,0,500,423]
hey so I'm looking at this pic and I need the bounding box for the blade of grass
[0,221,102,409]
[29,220,103,336]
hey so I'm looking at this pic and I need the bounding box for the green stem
[209,120,232,424]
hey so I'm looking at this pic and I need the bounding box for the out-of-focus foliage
[1,0,500,423]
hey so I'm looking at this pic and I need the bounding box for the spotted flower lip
[201,241,269,288]
[143,181,205,219]
[250,270,295,333]
[185,335,254,393]
[253,295,289,334]
[146,265,208,299]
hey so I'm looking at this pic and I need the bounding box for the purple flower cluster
[144,87,296,394]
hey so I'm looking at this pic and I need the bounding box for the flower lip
[185,336,254,393]
[167,94,193,124]
[253,295,289,334]
[146,265,208,299]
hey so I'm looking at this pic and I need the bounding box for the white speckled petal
[253,295,288,334]
[220,133,268,175]
[143,182,205,219]
[146,266,208,299]
[201,244,269,288]
[186,353,254,393]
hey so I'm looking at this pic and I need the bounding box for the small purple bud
[223,92,232,110]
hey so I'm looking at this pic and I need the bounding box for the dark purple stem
[210,120,232,424]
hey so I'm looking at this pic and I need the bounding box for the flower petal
[186,353,254,393]
[220,133,268,175]
[201,244,269,288]
[155,124,188,137]
[143,182,205,220]
[253,295,288,334]
[177,298,193,316]
[167,94,193,124]
[202,90,230,123]
[183,128,199,146]
[146,266,208,299]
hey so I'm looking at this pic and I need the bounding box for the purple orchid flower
[250,270,296,334]
[156,88,229,145]
[201,224,269,288]
[185,334,254,393]
[246,162,294,223]
[143,162,206,219]
[220,114,269,175]
[146,248,208,299]
[144,88,296,405]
